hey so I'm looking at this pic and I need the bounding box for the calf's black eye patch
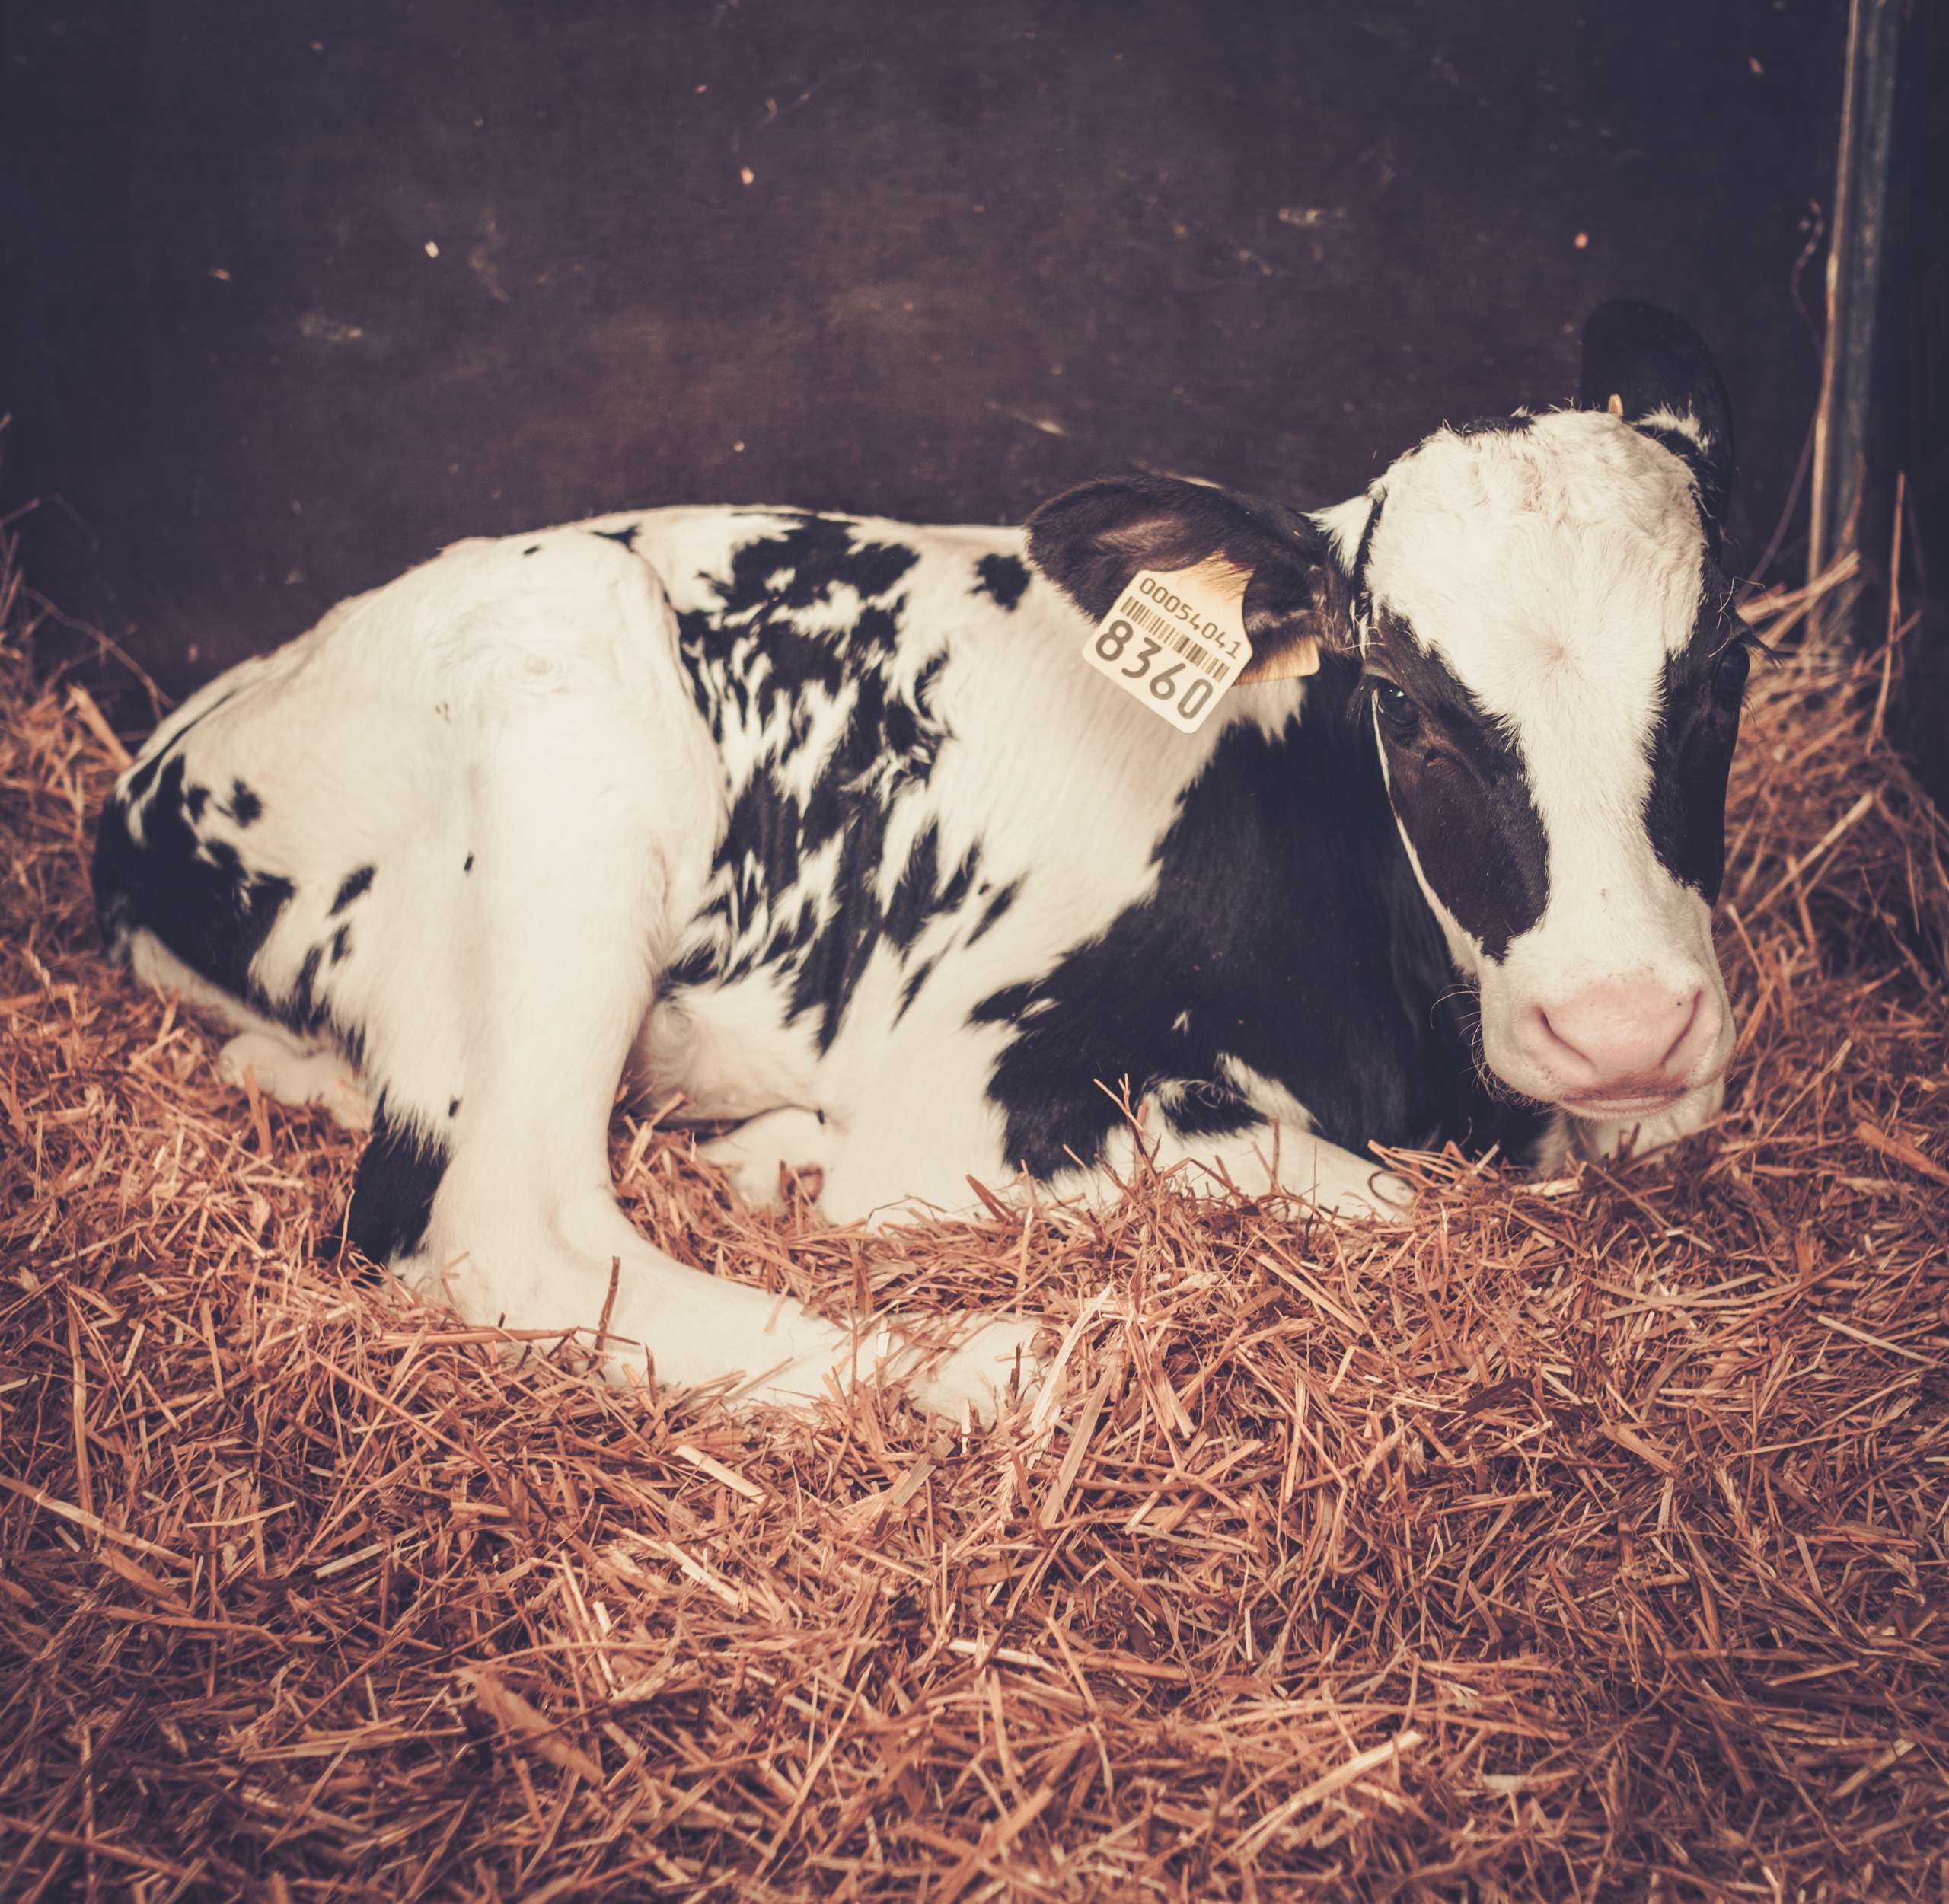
[1641,618,1749,902]
[1362,614,1549,962]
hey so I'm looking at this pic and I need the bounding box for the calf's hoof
[219,1031,372,1131]
[896,1312,1046,1425]
[1292,1162,1416,1221]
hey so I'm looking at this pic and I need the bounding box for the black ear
[1576,301,1734,553]
[1024,474,1349,676]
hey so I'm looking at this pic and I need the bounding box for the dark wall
[3,1,1841,694]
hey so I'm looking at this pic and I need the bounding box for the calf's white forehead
[1362,411,1706,722]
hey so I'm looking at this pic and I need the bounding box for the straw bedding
[3,542,1947,1902]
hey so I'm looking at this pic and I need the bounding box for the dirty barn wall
[2,0,1841,694]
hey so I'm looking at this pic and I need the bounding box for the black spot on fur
[91,754,294,991]
[592,523,640,550]
[94,755,375,1057]
[448,1097,461,1118]
[1643,613,1745,901]
[668,521,963,1053]
[973,552,1029,611]
[1164,1080,1265,1138]
[722,772,805,912]
[967,879,1020,946]
[228,779,263,826]
[330,865,375,914]
[346,1100,449,1265]
[884,825,980,957]
[676,514,920,735]
[280,949,342,1035]
[787,795,899,1049]
[662,943,716,993]
[462,853,474,874]
[119,689,237,808]
[522,544,541,556]
[973,665,1552,1180]
[287,944,327,1033]
[884,826,944,955]
[894,955,939,1024]
[185,784,209,821]
[783,677,964,1051]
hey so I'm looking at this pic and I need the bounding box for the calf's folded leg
[348,553,1034,1418]
[1055,1114,1413,1220]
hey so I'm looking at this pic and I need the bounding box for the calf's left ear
[1575,301,1735,555]
[1025,474,1348,679]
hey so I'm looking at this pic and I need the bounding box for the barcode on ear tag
[1082,558,1252,734]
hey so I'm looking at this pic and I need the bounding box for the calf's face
[1027,301,1747,1124]
[1341,409,1743,1116]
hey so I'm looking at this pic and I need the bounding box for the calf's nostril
[1537,1009,1577,1061]
[1660,990,1705,1068]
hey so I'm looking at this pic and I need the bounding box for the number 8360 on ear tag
[1082,558,1253,735]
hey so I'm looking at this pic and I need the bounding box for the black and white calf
[94,302,1751,1417]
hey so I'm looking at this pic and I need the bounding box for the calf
[93,301,1750,1418]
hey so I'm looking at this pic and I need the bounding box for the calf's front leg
[349,556,1036,1420]
[1072,1108,1415,1219]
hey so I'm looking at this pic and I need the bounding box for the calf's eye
[1373,682,1418,735]
[1713,643,1750,705]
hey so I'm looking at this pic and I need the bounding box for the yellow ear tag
[1083,557,1279,735]
[1607,391,1625,417]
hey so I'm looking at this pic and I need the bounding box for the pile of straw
[3,544,1946,1901]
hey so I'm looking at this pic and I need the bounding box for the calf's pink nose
[1516,977,1718,1095]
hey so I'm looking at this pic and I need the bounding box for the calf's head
[1028,301,1747,1123]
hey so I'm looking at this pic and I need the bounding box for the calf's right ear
[1574,301,1734,553]
[1024,474,1351,679]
